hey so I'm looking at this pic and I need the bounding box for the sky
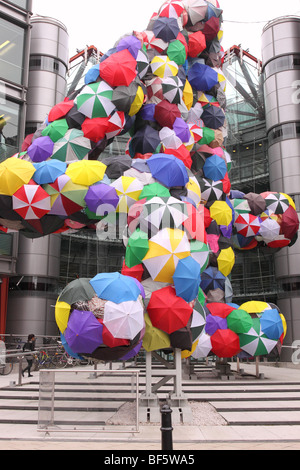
[31,0,300,60]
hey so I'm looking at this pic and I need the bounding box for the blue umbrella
[201,106,225,129]
[153,17,180,42]
[260,309,284,340]
[89,272,141,304]
[146,154,189,187]
[188,63,218,91]
[173,256,201,302]
[84,64,101,85]
[32,160,67,184]
[203,154,227,181]
[200,266,226,293]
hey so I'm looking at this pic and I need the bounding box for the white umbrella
[258,217,281,243]
[140,196,188,234]
[192,332,212,359]
[103,299,144,340]
[159,127,182,150]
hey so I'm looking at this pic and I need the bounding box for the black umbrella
[21,215,65,238]
[152,17,180,42]
[59,278,96,304]
[201,106,225,129]
[0,195,23,221]
[130,125,161,156]
[65,105,86,130]
[170,318,193,351]
[112,83,138,113]
[100,154,132,179]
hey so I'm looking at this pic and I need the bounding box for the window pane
[0,18,25,84]
[8,0,29,9]
[0,89,21,161]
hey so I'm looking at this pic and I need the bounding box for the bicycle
[0,361,13,375]
[32,350,58,370]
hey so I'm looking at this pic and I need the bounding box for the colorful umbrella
[210,201,233,227]
[151,55,179,78]
[226,309,253,335]
[192,332,212,358]
[116,35,142,59]
[99,49,137,87]
[191,299,206,341]
[12,184,51,220]
[41,119,69,143]
[75,81,115,119]
[48,100,74,122]
[0,158,35,196]
[102,323,130,348]
[142,312,171,352]
[160,127,182,150]
[239,318,278,357]
[147,285,193,334]
[32,160,67,185]
[146,154,189,187]
[217,247,235,277]
[139,183,170,201]
[44,174,88,217]
[153,17,180,42]
[66,160,107,186]
[265,193,290,214]
[55,301,71,334]
[84,183,119,216]
[200,266,226,293]
[173,256,201,302]
[200,178,223,203]
[260,309,284,340]
[112,83,137,112]
[235,213,261,238]
[154,99,181,128]
[203,154,227,181]
[244,192,266,215]
[188,31,207,57]
[258,217,280,242]
[81,117,110,143]
[239,301,270,316]
[184,0,208,25]
[162,76,184,104]
[167,40,187,66]
[64,310,103,354]
[125,229,150,268]
[89,272,141,304]
[211,329,240,359]
[205,314,227,336]
[159,0,185,19]
[136,48,150,79]
[190,240,209,272]
[111,176,144,213]
[201,105,225,129]
[130,126,161,156]
[140,196,188,233]
[188,63,218,91]
[27,136,54,163]
[281,206,299,240]
[103,299,144,340]
[59,278,96,305]
[142,227,190,283]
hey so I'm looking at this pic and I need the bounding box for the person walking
[22,334,36,377]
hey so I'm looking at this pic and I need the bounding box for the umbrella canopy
[139,183,170,201]
[143,227,190,283]
[201,105,225,129]
[170,319,193,351]
[173,256,201,302]
[142,312,171,352]
[188,31,207,57]
[130,126,161,156]
[42,119,69,143]
[125,229,149,268]
[162,76,184,104]
[60,332,84,360]
[64,310,103,354]
[260,309,284,341]
[153,17,180,42]
[240,300,270,316]
[226,309,253,334]
[188,63,218,91]
[217,247,235,277]
[200,266,226,293]
[235,213,261,238]
[239,318,278,357]
[75,81,115,118]
[12,184,51,220]
[184,0,208,24]
[111,176,144,213]
[65,105,86,130]
[151,55,179,78]
[140,196,188,234]
[190,240,210,272]
[103,299,144,340]
[146,154,189,187]
[99,49,137,87]
[59,278,96,305]
[52,129,91,163]
[281,206,299,240]
[0,158,35,196]
[48,100,74,122]
[191,299,206,340]
[205,314,227,336]
[102,323,130,348]
[211,329,240,358]
[265,193,289,215]
[154,100,181,128]
[167,40,187,66]
[116,35,142,59]
[159,0,185,19]
[112,83,138,112]
[66,160,107,186]
[55,301,71,334]
[89,272,141,304]
[244,193,266,215]
[205,302,235,318]
[258,217,281,243]
[84,183,119,216]
[44,174,88,217]
[147,285,193,334]
[203,154,227,181]
[81,117,110,142]
[192,332,212,358]
[210,201,233,227]
[200,178,223,203]
[32,160,67,185]
[231,198,251,217]
[27,136,54,163]
[136,48,150,79]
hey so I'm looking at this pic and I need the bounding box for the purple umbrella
[205,314,227,336]
[173,118,190,143]
[84,183,119,215]
[120,341,143,361]
[65,310,103,354]
[140,103,156,122]
[116,35,142,59]
[27,136,54,163]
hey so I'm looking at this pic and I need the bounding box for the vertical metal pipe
[161,404,173,451]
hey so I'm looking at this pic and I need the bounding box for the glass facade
[0,17,25,84]
[7,0,30,9]
[0,90,21,161]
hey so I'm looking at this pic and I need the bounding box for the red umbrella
[164,145,192,169]
[206,303,236,319]
[154,100,181,128]
[21,134,34,152]
[100,49,137,87]
[281,206,299,240]
[147,286,193,334]
[12,184,51,220]
[82,117,110,142]
[121,260,144,282]
[48,100,74,122]
[102,322,130,348]
[211,329,240,358]
[203,17,221,41]
[188,31,206,58]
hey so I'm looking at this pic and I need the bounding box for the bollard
[160,404,173,451]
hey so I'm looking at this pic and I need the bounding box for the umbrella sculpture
[3,0,292,364]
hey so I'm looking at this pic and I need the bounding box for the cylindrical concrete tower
[26,16,69,133]
[262,16,300,359]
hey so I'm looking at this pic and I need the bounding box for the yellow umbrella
[217,247,235,277]
[281,192,296,211]
[129,86,144,116]
[143,228,190,283]
[66,160,107,186]
[240,301,270,315]
[182,79,193,110]
[142,313,171,352]
[151,55,178,78]
[210,201,233,227]
[55,300,71,334]
[0,158,35,196]
[186,177,201,207]
[181,339,198,359]
[111,176,144,213]
[280,314,287,339]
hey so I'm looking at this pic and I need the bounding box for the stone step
[219,411,300,426]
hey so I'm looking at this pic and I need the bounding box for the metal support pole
[161,404,173,451]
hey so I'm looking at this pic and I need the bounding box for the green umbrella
[232,199,251,216]
[199,127,215,145]
[42,119,69,143]
[167,40,187,66]
[140,196,188,234]
[125,228,149,268]
[51,129,91,162]
[75,81,115,119]
[139,183,170,201]
[59,278,96,305]
[227,309,253,334]
[239,318,277,357]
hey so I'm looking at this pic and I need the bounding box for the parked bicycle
[0,361,13,376]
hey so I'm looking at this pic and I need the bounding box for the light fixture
[0,40,10,50]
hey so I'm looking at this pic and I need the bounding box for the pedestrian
[22,334,36,377]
